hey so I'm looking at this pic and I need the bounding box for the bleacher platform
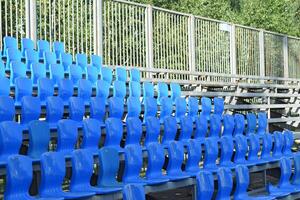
[1,36,300,200]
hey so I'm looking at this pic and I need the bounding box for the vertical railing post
[94,0,103,56]
[26,0,37,43]
[283,36,289,79]
[230,24,237,81]
[259,30,265,81]
[145,5,153,78]
[188,15,196,75]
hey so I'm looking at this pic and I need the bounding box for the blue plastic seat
[11,61,27,84]
[185,139,202,175]
[52,41,64,60]
[37,40,50,59]
[44,52,57,70]
[56,119,78,156]
[175,97,186,122]
[39,152,95,199]
[127,97,141,118]
[130,68,140,82]
[69,97,85,127]
[50,64,64,85]
[216,167,233,200]
[0,121,22,165]
[21,96,41,129]
[61,52,73,71]
[143,82,154,98]
[257,112,268,135]
[194,114,208,140]
[82,119,102,152]
[129,81,141,97]
[78,79,92,105]
[261,133,274,162]
[234,114,245,136]
[126,117,142,146]
[0,60,5,77]
[166,141,191,180]
[209,114,222,138]
[46,96,64,129]
[113,80,126,99]
[196,171,214,200]
[272,131,284,159]
[283,130,294,156]
[21,38,34,57]
[25,49,39,70]
[15,77,32,104]
[157,82,168,104]
[38,78,54,104]
[214,97,224,117]
[0,77,10,96]
[145,116,160,146]
[222,114,234,137]
[179,116,193,144]
[87,66,99,86]
[188,97,198,122]
[219,136,235,168]
[162,116,177,146]
[7,48,22,69]
[0,96,15,122]
[100,67,113,84]
[76,53,88,73]
[234,135,248,165]
[108,97,124,118]
[96,79,110,100]
[58,79,74,104]
[104,118,124,152]
[69,64,82,86]
[123,184,146,200]
[203,138,219,171]
[90,97,106,126]
[70,149,122,194]
[27,120,50,160]
[292,154,300,187]
[3,36,17,56]
[91,55,102,71]
[143,97,157,121]
[159,97,173,123]
[31,63,46,84]
[200,97,212,121]
[170,83,181,103]
[247,133,264,164]
[116,67,127,82]
[246,113,257,135]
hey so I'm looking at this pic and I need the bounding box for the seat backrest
[90,97,106,123]
[170,83,181,103]
[157,82,168,104]
[46,96,64,125]
[247,133,260,162]
[38,77,54,102]
[21,96,41,125]
[0,96,15,122]
[210,114,221,138]
[123,184,146,200]
[146,142,165,178]
[162,116,177,145]
[283,130,294,156]
[69,64,83,85]
[233,114,245,136]
[37,40,50,58]
[127,97,141,118]
[175,97,187,122]
[91,55,102,71]
[58,79,74,102]
[28,120,50,159]
[61,52,73,71]
[272,131,284,158]
[129,81,141,97]
[160,97,173,123]
[53,41,64,60]
[11,61,26,83]
[123,144,143,182]
[188,97,199,121]
[57,119,78,155]
[50,63,64,85]
[216,167,233,200]
[213,97,224,116]
[82,119,101,151]
[96,79,110,99]
[78,79,92,103]
[234,165,250,198]
[179,116,193,142]
[7,48,22,67]
[15,77,32,102]
[257,112,267,135]
[108,97,124,118]
[113,80,126,99]
[196,171,214,200]
[143,82,154,98]
[126,117,142,146]
[222,114,234,137]
[116,67,127,82]
[21,38,34,57]
[3,36,17,56]
[0,60,5,77]
[44,51,57,70]
[203,138,218,169]
[261,133,273,160]
[25,49,39,70]
[31,63,46,84]
[194,114,208,140]
[186,139,202,172]
[100,67,113,84]
[104,118,123,149]
[167,141,185,175]
[200,97,212,120]
[246,113,256,135]
[219,136,234,166]
[234,135,248,164]
[76,53,88,71]
[130,68,140,82]
[144,97,157,120]
[69,97,85,122]
[145,116,160,145]
[87,66,99,85]
[278,157,292,187]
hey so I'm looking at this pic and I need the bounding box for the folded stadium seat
[215,167,233,200]
[159,97,173,123]
[257,112,268,135]
[130,68,140,82]
[27,120,51,161]
[44,52,57,70]
[161,116,177,146]
[15,77,33,105]
[21,38,35,57]
[178,116,193,144]
[104,118,124,152]
[272,131,284,159]
[123,184,146,200]
[196,171,214,200]
[76,53,88,73]
[3,36,17,57]
[261,133,274,162]
[283,130,294,157]
[11,61,27,84]
[7,48,22,70]
[219,136,235,168]
[91,55,102,72]
[21,96,41,130]
[194,114,208,140]
[70,149,122,194]
[143,82,154,99]
[58,79,74,104]
[0,96,15,122]
[116,67,127,82]
[234,135,250,165]
[69,97,85,127]
[292,154,300,187]
[37,40,50,60]
[25,49,39,70]
[96,79,110,100]
[146,143,170,182]
[127,97,141,119]
[5,155,64,200]
[50,64,65,85]
[78,79,92,105]
[39,152,95,199]
[144,116,161,146]
[143,97,157,122]
[0,77,10,96]
[69,64,82,86]
[247,133,265,165]
[235,165,275,200]
[166,141,191,180]
[129,81,141,97]
[46,96,64,129]
[157,82,168,105]
[90,97,106,126]
[203,138,219,172]
[187,97,199,122]
[185,139,202,175]
[233,114,245,136]
[31,63,46,84]
[108,97,124,119]
[200,97,212,121]
[170,83,181,103]
[56,119,78,156]
[209,114,222,138]
[113,80,126,99]
[98,147,124,187]
[246,113,257,136]
[0,60,5,77]
[81,119,102,152]
[87,66,99,86]
[38,78,54,104]
[175,97,187,123]
[100,66,113,84]
[213,97,224,117]
[125,117,143,146]
[222,114,234,137]
[0,121,23,165]
[61,52,73,71]
[123,144,167,185]
[52,41,64,61]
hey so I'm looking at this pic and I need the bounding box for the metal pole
[283,36,289,79]
[230,24,237,81]
[259,30,265,80]
[145,5,153,78]
[94,0,103,56]
[188,15,196,74]
[25,0,37,44]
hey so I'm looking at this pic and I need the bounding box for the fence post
[259,30,265,80]
[283,36,289,79]
[145,5,153,77]
[25,0,37,43]
[94,0,103,56]
[188,15,196,74]
[230,24,237,81]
